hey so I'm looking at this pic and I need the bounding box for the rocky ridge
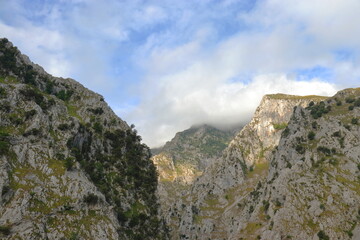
[159,91,360,240]
[0,38,166,239]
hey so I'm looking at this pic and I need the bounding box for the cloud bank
[127,74,337,147]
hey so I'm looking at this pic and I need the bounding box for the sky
[1,0,359,147]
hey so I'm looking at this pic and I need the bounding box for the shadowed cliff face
[0,38,167,240]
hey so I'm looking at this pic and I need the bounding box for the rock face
[152,124,236,184]
[159,92,360,240]
[257,89,360,240]
[151,125,237,228]
[226,94,329,167]
[0,38,166,239]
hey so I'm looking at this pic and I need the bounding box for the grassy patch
[0,75,19,84]
[241,222,262,236]
[267,94,328,101]
[47,158,66,176]
[66,104,82,121]
[247,161,269,179]
[273,122,288,130]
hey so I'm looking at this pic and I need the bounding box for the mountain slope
[255,88,360,239]
[151,124,238,230]
[0,38,166,239]
[161,93,353,239]
[152,124,237,184]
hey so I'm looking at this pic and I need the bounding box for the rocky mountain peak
[225,93,328,169]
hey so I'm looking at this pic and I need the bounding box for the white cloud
[0,21,70,77]
[126,74,337,148]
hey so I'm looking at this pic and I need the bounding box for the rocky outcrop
[0,38,166,239]
[161,93,340,239]
[254,88,360,240]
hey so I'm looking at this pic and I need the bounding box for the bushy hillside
[0,38,167,240]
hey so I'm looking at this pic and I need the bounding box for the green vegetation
[0,225,11,236]
[308,131,315,140]
[87,107,104,115]
[65,157,75,170]
[83,193,99,205]
[0,86,7,98]
[66,104,82,121]
[267,94,327,101]
[295,144,306,154]
[25,109,37,120]
[56,89,73,101]
[92,122,103,134]
[19,87,55,111]
[0,132,10,156]
[23,128,41,137]
[273,122,288,130]
[282,127,290,137]
[241,222,263,236]
[345,97,355,104]
[317,230,329,240]
[58,123,71,131]
[67,126,161,238]
[308,101,332,119]
[247,161,269,179]
[0,38,18,74]
[317,146,332,156]
[249,205,254,213]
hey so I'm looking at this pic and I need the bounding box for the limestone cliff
[254,88,360,240]
[151,124,237,230]
[162,93,342,239]
[0,38,166,239]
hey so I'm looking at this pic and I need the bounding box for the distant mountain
[152,124,239,184]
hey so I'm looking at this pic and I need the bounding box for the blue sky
[1,0,359,147]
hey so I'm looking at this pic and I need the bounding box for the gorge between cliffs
[0,39,360,240]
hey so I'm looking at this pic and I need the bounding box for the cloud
[0,21,69,77]
[125,74,337,148]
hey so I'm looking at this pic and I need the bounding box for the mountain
[160,91,360,240]
[0,38,167,239]
[151,124,239,225]
[2,37,360,240]
[152,124,238,184]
